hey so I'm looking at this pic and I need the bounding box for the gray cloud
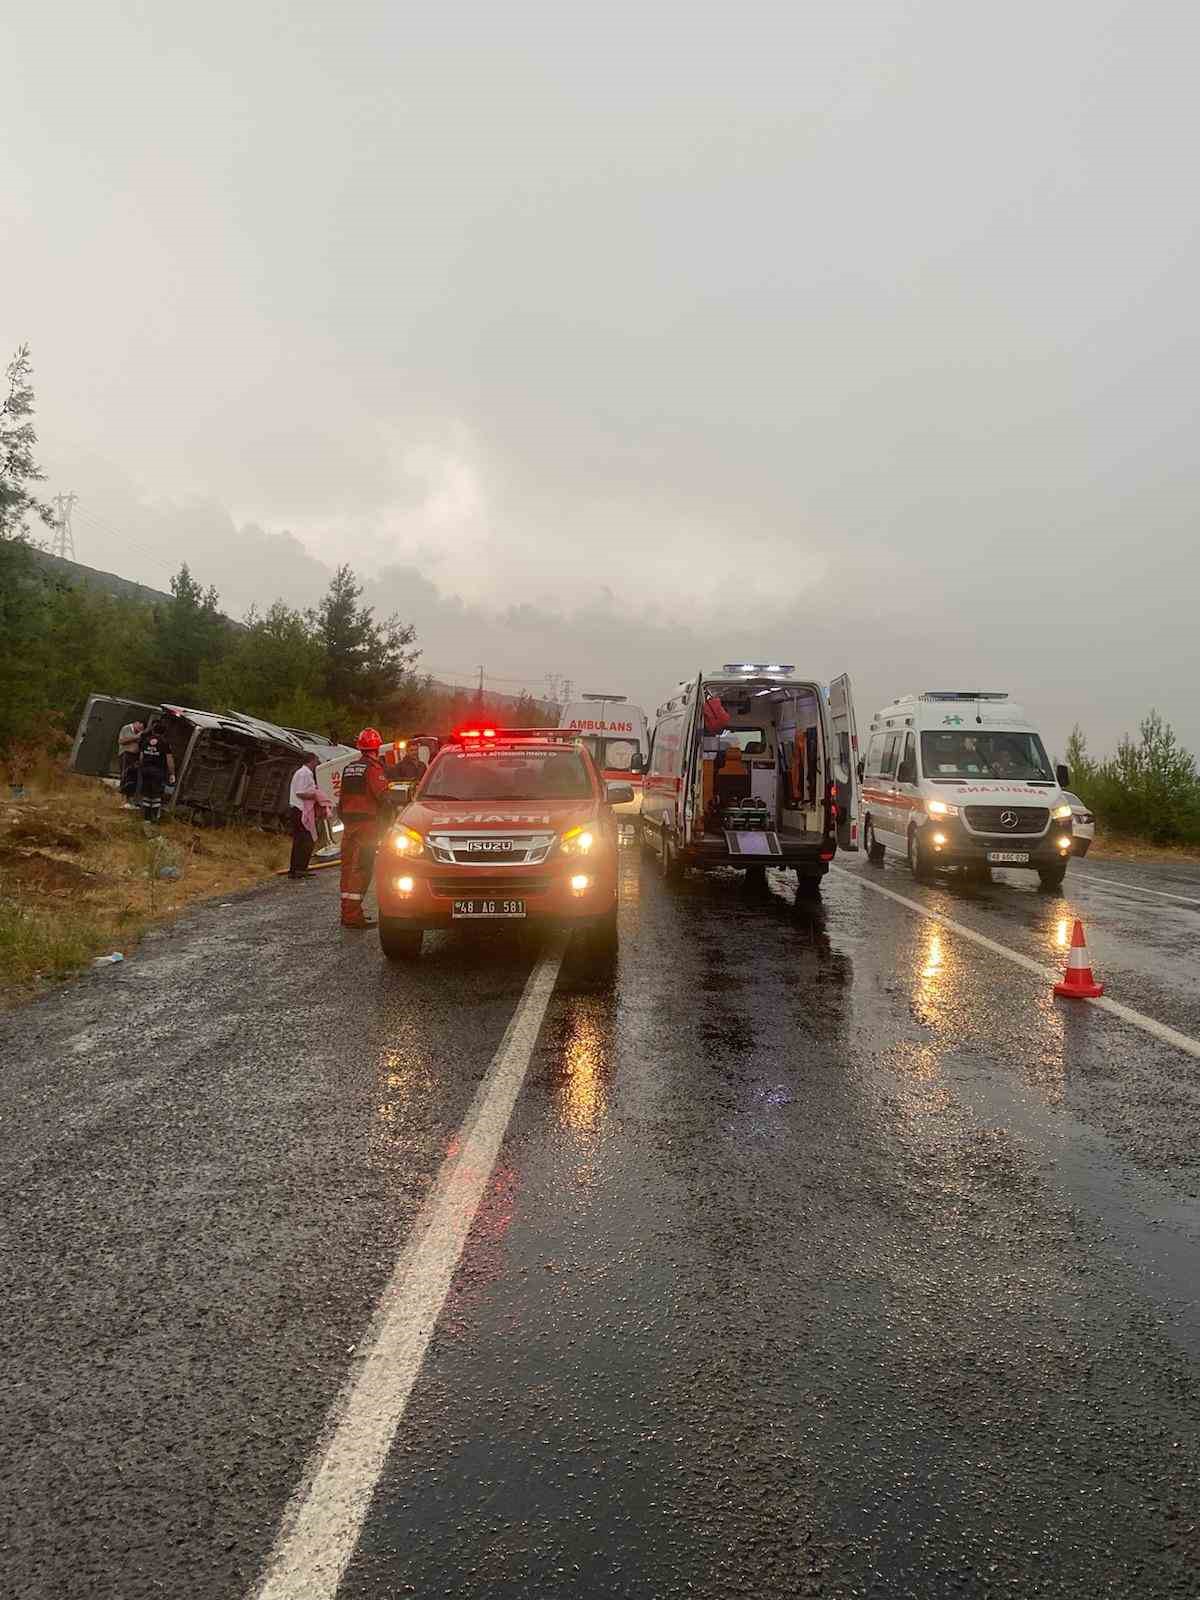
[6,0,1199,760]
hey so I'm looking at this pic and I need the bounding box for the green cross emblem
[943,714,964,726]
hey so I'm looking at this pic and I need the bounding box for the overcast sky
[5,0,1198,756]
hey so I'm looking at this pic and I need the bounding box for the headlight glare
[559,826,596,856]
[927,800,958,817]
[1052,803,1073,820]
[390,825,425,856]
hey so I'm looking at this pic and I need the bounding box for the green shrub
[1065,713,1200,846]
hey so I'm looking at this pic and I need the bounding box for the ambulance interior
[693,680,827,841]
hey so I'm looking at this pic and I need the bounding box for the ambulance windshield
[920,730,1054,782]
[578,735,638,772]
[422,749,592,800]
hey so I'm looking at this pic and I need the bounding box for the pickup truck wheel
[1038,863,1068,892]
[584,904,619,967]
[864,818,885,865]
[379,922,423,961]
[908,828,935,884]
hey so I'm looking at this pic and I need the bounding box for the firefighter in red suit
[338,727,392,928]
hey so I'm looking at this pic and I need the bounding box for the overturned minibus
[640,665,859,892]
[69,695,357,833]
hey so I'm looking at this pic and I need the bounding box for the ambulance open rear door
[828,673,860,852]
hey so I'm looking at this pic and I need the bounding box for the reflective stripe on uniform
[341,892,364,900]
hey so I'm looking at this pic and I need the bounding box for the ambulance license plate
[987,851,1030,864]
[452,898,526,918]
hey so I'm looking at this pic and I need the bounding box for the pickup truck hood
[401,798,597,834]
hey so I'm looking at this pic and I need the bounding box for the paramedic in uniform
[136,720,175,823]
[338,727,392,928]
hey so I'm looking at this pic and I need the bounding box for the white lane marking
[251,943,565,1600]
[832,868,1200,1063]
[1071,871,1200,908]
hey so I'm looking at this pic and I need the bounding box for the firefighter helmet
[356,727,383,751]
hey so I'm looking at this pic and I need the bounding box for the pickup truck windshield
[921,730,1054,782]
[421,750,592,800]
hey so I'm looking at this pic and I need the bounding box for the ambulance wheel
[864,818,885,865]
[1038,863,1068,892]
[660,827,683,883]
[379,922,423,961]
[908,828,935,884]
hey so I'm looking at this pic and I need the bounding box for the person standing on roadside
[288,753,333,880]
[338,727,392,928]
[136,720,175,824]
[117,719,145,805]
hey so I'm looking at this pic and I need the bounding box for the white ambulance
[640,665,859,893]
[859,691,1075,889]
[558,693,649,817]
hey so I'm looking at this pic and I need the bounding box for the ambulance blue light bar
[920,691,1009,702]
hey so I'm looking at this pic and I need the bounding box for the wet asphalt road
[2,841,1200,1598]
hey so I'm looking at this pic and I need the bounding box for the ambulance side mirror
[629,752,645,774]
[606,782,635,806]
[1056,763,1070,789]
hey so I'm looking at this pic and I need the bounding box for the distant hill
[31,550,246,630]
[31,548,555,717]
[31,549,178,608]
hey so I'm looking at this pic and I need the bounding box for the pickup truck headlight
[1051,803,1073,820]
[927,800,959,817]
[389,825,425,857]
[559,825,596,857]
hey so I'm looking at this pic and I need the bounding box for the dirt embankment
[0,773,289,1005]
[1089,832,1200,865]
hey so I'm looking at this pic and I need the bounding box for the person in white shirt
[287,755,333,880]
[117,720,145,800]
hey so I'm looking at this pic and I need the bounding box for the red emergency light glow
[457,727,497,741]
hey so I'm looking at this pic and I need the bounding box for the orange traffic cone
[1054,919,1104,999]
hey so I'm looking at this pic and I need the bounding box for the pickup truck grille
[429,874,555,898]
[963,806,1049,836]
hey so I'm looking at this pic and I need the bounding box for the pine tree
[0,345,53,537]
[308,565,420,730]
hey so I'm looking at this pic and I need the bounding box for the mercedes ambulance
[375,726,633,963]
[639,665,859,893]
[859,691,1074,889]
[558,694,649,817]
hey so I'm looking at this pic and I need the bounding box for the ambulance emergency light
[920,691,1009,702]
[720,663,795,676]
